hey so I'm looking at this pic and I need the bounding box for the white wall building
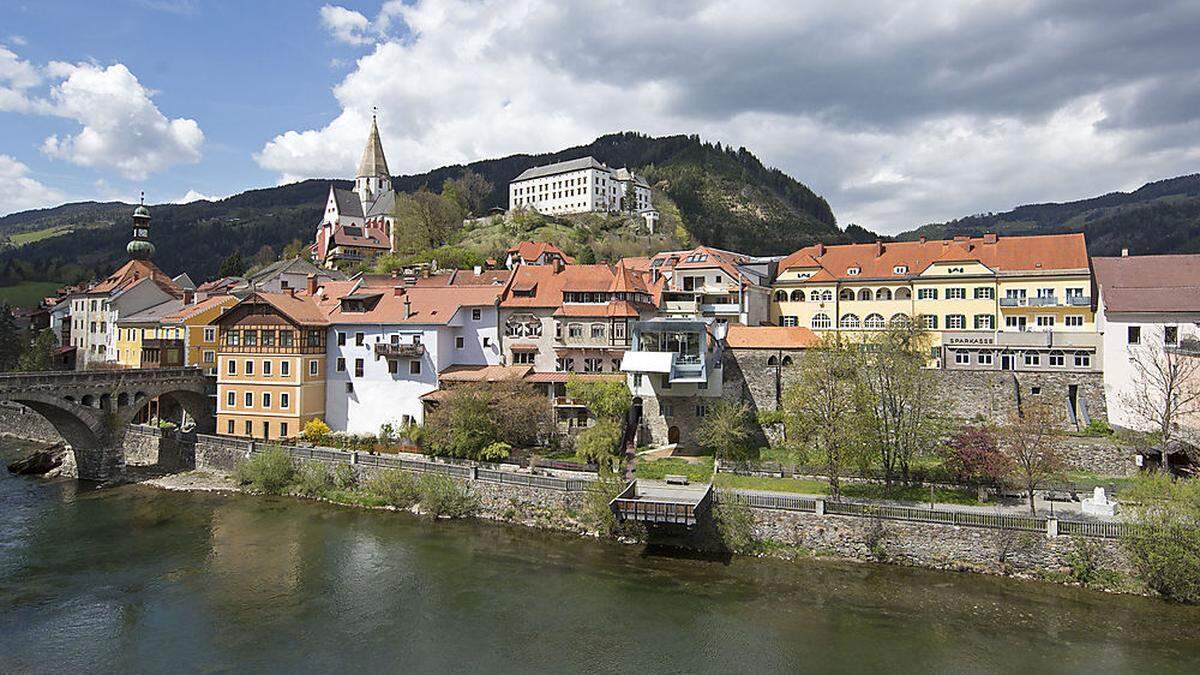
[508,156,652,217]
[323,285,503,434]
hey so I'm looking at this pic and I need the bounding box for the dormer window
[893,265,908,275]
[847,267,861,276]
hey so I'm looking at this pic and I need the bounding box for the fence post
[1046,517,1058,538]
[470,466,478,481]
[350,451,358,465]
[815,498,825,516]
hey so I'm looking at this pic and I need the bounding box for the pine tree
[218,251,246,277]
[0,304,20,372]
[18,329,58,372]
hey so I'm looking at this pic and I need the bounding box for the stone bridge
[0,367,213,481]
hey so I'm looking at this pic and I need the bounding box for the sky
[1,1,1199,234]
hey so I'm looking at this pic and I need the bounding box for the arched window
[840,288,855,301]
[840,314,861,329]
[774,290,787,302]
[895,287,912,300]
[790,290,805,302]
[876,288,893,301]
[820,290,833,302]
[857,288,872,301]
[889,313,912,327]
[767,355,778,366]
[811,313,832,329]
[781,355,794,366]
[864,313,886,329]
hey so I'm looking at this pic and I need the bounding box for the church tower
[355,113,391,206]
[126,193,155,261]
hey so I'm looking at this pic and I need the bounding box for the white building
[1094,253,1200,435]
[313,115,396,267]
[322,282,504,434]
[508,156,653,217]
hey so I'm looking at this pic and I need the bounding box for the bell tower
[126,192,155,261]
[355,108,391,206]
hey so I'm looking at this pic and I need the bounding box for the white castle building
[508,157,655,225]
[313,116,396,267]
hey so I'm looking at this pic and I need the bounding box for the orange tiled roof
[90,259,182,298]
[163,294,237,323]
[325,285,502,325]
[778,233,1089,281]
[224,291,329,326]
[438,364,532,382]
[507,241,576,264]
[725,325,820,349]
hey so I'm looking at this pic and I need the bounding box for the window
[281,393,289,408]
[1006,315,1027,331]
[1128,326,1141,344]
[263,360,272,376]
[280,361,290,376]
[280,331,293,347]
[388,359,399,374]
[1065,315,1084,328]
[336,357,346,372]
[346,382,354,393]
[591,324,605,339]
[840,288,855,301]
[820,290,833,302]
[227,420,234,434]
[846,267,860,276]
[774,290,787,302]
[790,290,805,302]
[204,327,216,342]
[244,360,254,375]
[244,330,257,347]
[946,314,965,329]
[227,360,236,375]
[1036,315,1055,328]
[337,332,346,346]
[696,404,708,417]
[226,391,235,406]
[244,392,253,407]
[355,332,365,346]
[568,323,583,338]
[455,336,465,349]
[978,351,994,366]
[309,360,319,376]
[262,392,272,408]
[245,420,252,436]
[840,314,860,329]
[923,315,938,329]
[1075,351,1091,368]
[811,313,832,330]
[203,350,215,364]
[974,314,994,330]
[974,287,995,300]
[633,374,643,387]
[781,316,798,327]
[917,288,937,300]
[483,337,491,348]
[354,358,364,377]
[875,288,892,301]
[280,423,288,438]
[409,360,421,375]
[946,288,966,300]
[893,265,908,274]
[954,351,969,365]
[1165,326,1179,345]
[1049,351,1065,367]
[512,352,535,365]
[857,288,872,301]
[584,358,602,373]
[1023,352,1040,367]
[472,308,482,321]
[864,313,885,329]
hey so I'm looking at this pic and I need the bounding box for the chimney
[403,296,413,319]
[393,286,405,297]
[552,257,564,273]
[983,232,998,244]
[919,236,927,244]
[473,265,482,275]
[182,289,194,305]
[1121,247,1129,257]
[953,235,969,243]
[306,273,318,296]
[815,243,825,257]
[287,287,296,298]
[874,240,883,258]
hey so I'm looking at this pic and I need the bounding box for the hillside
[0,132,845,284]
[899,174,1200,255]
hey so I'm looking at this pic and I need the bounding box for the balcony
[1000,296,1059,307]
[374,342,426,359]
[699,302,741,315]
[1067,295,1092,306]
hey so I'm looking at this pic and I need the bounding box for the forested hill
[0,132,848,284]
[898,174,1200,256]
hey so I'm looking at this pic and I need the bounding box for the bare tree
[855,321,941,486]
[999,400,1062,513]
[783,337,859,499]
[1122,326,1200,473]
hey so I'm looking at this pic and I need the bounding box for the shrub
[1122,475,1200,603]
[713,501,758,554]
[418,474,478,518]
[332,463,358,490]
[581,472,629,537]
[756,410,785,426]
[234,447,295,495]
[294,462,333,498]
[480,441,512,462]
[566,377,631,421]
[1083,419,1113,437]
[941,425,1012,486]
[575,419,622,468]
[696,400,754,461]
[365,469,420,508]
[303,418,331,445]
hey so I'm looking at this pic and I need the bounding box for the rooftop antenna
[140,190,144,205]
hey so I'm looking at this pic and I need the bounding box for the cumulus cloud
[174,188,221,203]
[260,0,1200,232]
[0,44,43,113]
[0,154,66,215]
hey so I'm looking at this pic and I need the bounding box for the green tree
[281,238,308,260]
[566,376,631,421]
[695,400,753,460]
[18,329,58,372]
[1122,475,1200,603]
[575,419,622,468]
[218,251,246,277]
[998,401,1062,513]
[442,170,493,217]
[783,337,860,499]
[253,244,277,267]
[424,386,499,459]
[0,304,21,371]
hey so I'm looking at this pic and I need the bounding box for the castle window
[875,288,892,301]
[790,290,805,302]
[840,314,860,329]
[811,313,832,330]
[864,313,886,329]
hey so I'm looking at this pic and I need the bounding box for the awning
[620,351,673,373]
[509,343,540,352]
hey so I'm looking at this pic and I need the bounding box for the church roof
[356,116,391,179]
[364,188,395,217]
[332,188,364,218]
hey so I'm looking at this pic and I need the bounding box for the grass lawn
[635,456,715,483]
[0,281,64,308]
[714,473,982,505]
[715,473,827,494]
[9,225,71,247]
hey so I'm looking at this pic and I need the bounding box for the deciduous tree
[696,399,753,461]
[783,337,860,499]
[1122,326,1200,473]
[998,401,1062,513]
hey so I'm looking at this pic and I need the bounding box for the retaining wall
[0,403,61,444]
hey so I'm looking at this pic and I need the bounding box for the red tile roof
[90,259,182,298]
[325,285,502,325]
[1094,254,1200,313]
[507,241,576,264]
[438,364,531,382]
[778,233,1089,281]
[725,325,821,349]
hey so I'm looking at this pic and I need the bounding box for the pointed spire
[356,110,390,180]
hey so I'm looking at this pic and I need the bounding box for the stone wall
[122,426,194,473]
[0,403,62,444]
[195,435,252,474]
[931,369,1107,429]
[1056,436,1137,476]
[747,506,1131,577]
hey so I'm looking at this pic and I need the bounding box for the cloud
[320,5,374,45]
[37,61,203,180]
[0,154,66,215]
[0,43,43,113]
[260,1,1200,232]
[174,188,221,203]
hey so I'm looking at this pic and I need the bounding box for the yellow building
[215,292,329,441]
[115,299,187,368]
[770,233,1099,370]
[162,294,238,374]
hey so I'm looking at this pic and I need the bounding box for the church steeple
[126,192,155,261]
[355,109,391,204]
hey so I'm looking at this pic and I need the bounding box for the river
[2,439,1199,673]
